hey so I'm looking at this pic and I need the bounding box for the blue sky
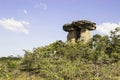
[0,0,120,57]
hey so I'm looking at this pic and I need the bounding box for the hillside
[0,27,120,80]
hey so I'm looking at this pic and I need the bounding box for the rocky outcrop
[63,20,96,43]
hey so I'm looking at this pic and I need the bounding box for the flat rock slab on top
[63,20,96,32]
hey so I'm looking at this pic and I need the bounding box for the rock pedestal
[63,20,96,43]
[79,29,90,43]
[67,30,79,43]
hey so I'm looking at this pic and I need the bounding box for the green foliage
[0,56,21,80]
[0,27,120,80]
[110,27,120,53]
[20,27,120,79]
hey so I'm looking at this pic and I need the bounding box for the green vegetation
[0,27,120,80]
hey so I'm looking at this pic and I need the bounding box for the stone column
[67,30,79,43]
[79,29,90,43]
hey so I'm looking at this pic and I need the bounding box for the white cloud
[97,22,120,35]
[0,18,29,34]
[34,3,47,10]
[23,9,28,14]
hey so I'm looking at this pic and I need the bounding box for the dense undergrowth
[0,27,120,80]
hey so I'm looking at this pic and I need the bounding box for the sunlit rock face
[63,20,96,43]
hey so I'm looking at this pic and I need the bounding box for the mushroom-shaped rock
[72,20,96,43]
[63,20,96,43]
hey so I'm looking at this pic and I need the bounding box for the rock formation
[63,20,96,43]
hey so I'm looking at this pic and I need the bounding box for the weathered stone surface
[63,23,79,32]
[79,29,90,43]
[72,20,96,30]
[67,30,79,43]
[63,20,96,43]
